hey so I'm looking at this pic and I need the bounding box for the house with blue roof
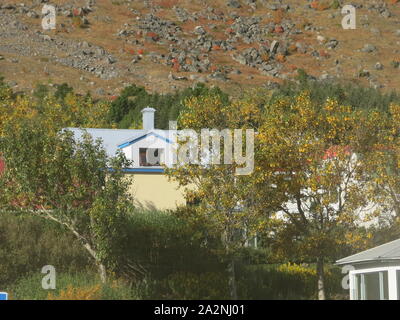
[67,107,186,210]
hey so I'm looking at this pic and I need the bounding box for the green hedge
[237,263,345,300]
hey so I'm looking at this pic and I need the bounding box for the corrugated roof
[65,128,175,158]
[336,238,400,265]
[65,128,146,157]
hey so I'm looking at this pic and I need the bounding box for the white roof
[65,128,146,157]
[65,128,174,157]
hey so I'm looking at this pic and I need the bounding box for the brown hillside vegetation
[1,0,400,96]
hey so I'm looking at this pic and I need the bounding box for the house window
[139,148,163,166]
[355,271,389,300]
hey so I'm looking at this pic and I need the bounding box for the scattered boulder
[227,0,241,9]
[361,44,377,53]
[209,71,229,81]
[375,62,383,70]
[194,26,206,35]
[326,39,339,50]
[168,72,188,81]
[26,11,39,19]
[263,81,280,90]
[95,88,105,95]
[358,69,370,78]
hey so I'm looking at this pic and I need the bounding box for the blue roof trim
[118,132,173,149]
[122,168,164,173]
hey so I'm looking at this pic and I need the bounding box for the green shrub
[123,210,223,280]
[33,83,49,101]
[132,272,229,300]
[236,247,271,265]
[54,83,74,101]
[162,272,229,299]
[0,211,91,286]
[331,0,341,9]
[237,263,345,300]
[273,75,400,113]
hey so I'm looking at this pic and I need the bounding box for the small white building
[336,239,400,300]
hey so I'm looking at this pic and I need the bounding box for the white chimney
[141,107,156,131]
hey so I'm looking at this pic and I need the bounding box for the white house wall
[120,134,175,168]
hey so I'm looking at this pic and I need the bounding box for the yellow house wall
[127,173,187,210]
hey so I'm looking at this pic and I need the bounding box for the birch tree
[0,102,132,283]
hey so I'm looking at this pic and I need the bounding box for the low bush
[7,272,139,300]
[237,263,344,300]
[157,272,229,300]
[123,210,224,280]
[48,284,102,300]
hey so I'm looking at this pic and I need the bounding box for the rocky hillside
[1,0,400,97]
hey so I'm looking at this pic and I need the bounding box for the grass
[6,272,140,300]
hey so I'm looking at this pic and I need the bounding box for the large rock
[227,0,241,8]
[194,26,206,35]
[361,44,377,53]
[270,40,279,55]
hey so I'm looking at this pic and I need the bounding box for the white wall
[120,133,175,168]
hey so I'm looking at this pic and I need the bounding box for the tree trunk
[228,259,238,300]
[83,242,108,284]
[97,261,107,284]
[36,211,109,284]
[317,257,326,300]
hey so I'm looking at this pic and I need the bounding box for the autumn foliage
[47,285,102,300]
